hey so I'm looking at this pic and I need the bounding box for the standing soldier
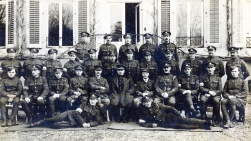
[98,34,117,65]
[74,32,93,62]
[103,51,120,87]
[63,49,83,81]
[118,33,139,63]
[161,49,180,77]
[21,65,49,124]
[199,62,222,125]
[42,48,62,81]
[138,33,157,62]
[157,31,179,64]
[47,68,69,118]
[89,65,110,122]
[22,48,44,79]
[181,48,202,77]
[177,64,199,117]
[226,47,250,79]
[221,66,248,128]
[83,49,102,77]
[154,61,179,107]
[0,67,23,126]
[68,65,89,109]
[121,49,140,83]
[1,48,22,79]
[202,46,225,77]
[139,51,158,80]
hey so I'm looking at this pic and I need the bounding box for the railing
[175,36,204,48]
[246,37,251,48]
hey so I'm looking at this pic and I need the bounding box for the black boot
[1,120,7,127]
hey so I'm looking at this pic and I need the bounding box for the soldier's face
[143,101,152,108]
[81,36,88,42]
[7,52,16,59]
[109,56,116,62]
[106,36,112,44]
[126,54,133,60]
[69,55,76,61]
[206,66,215,75]
[30,52,37,58]
[95,70,102,76]
[165,53,172,60]
[208,50,215,56]
[189,53,196,60]
[184,68,192,75]
[163,35,170,43]
[142,72,149,79]
[89,98,98,106]
[32,69,40,77]
[90,53,96,59]
[54,72,63,79]
[125,38,131,44]
[230,51,238,58]
[49,53,57,60]
[144,55,151,62]
[145,38,152,44]
[163,67,171,73]
[7,69,16,78]
[75,70,83,76]
[117,69,125,75]
[231,67,239,78]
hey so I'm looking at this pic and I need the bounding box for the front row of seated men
[0,59,247,130]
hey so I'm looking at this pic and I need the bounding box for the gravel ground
[0,96,250,141]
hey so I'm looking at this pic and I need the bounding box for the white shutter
[8,0,14,44]
[78,0,88,42]
[209,0,219,43]
[29,0,40,44]
[161,0,170,32]
[233,0,243,45]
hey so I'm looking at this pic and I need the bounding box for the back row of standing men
[0,31,249,129]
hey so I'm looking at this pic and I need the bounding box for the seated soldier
[21,65,49,124]
[221,66,248,128]
[177,63,199,117]
[68,65,88,109]
[139,51,158,80]
[199,62,222,126]
[89,65,110,123]
[0,67,23,126]
[83,49,102,77]
[138,97,211,129]
[47,68,69,118]
[154,61,178,107]
[31,94,101,128]
[110,64,135,123]
[160,49,180,77]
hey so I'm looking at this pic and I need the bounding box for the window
[0,2,6,47]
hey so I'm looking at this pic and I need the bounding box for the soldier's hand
[23,86,29,90]
[228,95,236,99]
[83,123,90,128]
[63,68,67,72]
[25,97,30,103]
[100,87,106,90]
[37,97,43,101]
[152,123,158,128]
[7,94,16,99]
[139,119,146,123]
[79,60,84,63]
[142,92,148,97]
[182,90,187,95]
[209,91,216,96]
[180,113,186,118]
[75,108,83,113]
[42,66,47,70]
[186,90,191,95]
[74,91,81,96]
[162,92,169,98]
[8,98,13,102]
[205,94,211,97]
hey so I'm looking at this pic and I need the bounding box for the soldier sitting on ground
[0,67,23,126]
[31,94,101,128]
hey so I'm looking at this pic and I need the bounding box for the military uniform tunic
[181,59,202,77]
[63,60,82,80]
[139,60,158,80]
[83,59,102,77]
[202,56,225,77]
[1,58,22,78]
[22,58,44,79]
[157,42,179,62]
[74,42,93,61]
[103,61,120,86]
[118,44,139,63]
[98,43,117,61]
[121,59,140,83]
[226,57,250,79]
[138,43,157,62]
[42,59,62,79]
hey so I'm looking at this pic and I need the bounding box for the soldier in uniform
[226,47,250,79]
[157,31,179,65]
[22,48,44,79]
[199,62,222,125]
[118,33,139,63]
[74,31,93,62]
[1,48,22,79]
[139,51,158,80]
[161,49,180,77]
[221,66,248,128]
[88,65,110,122]
[21,65,49,124]
[138,33,157,62]
[121,49,140,83]
[47,68,69,118]
[83,49,102,77]
[103,51,120,87]
[98,34,117,65]
[0,67,23,126]
[181,48,202,77]
[177,63,199,117]
[68,65,89,109]
[138,97,211,129]
[42,48,62,81]
[154,61,178,107]
[202,46,225,77]
[31,94,101,128]
[110,64,135,122]
[63,49,83,81]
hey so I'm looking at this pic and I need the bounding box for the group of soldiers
[0,31,249,130]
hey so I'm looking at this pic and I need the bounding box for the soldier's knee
[59,96,67,102]
[49,96,55,104]
[102,98,110,106]
[221,99,229,105]
[110,99,118,106]
[133,98,142,107]
[229,99,238,105]
[153,97,161,104]
[37,99,46,105]
[0,97,7,105]
[12,97,20,104]
[168,97,176,105]
[200,96,207,103]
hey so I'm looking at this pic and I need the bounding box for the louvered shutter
[0,3,6,46]
[8,0,14,44]
[233,0,243,45]
[29,0,40,44]
[161,0,170,32]
[209,0,219,43]
[78,0,88,42]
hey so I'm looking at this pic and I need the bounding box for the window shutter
[233,0,243,45]
[8,0,14,44]
[78,0,87,42]
[209,0,219,43]
[29,0,40,44]
[161,0,170,32]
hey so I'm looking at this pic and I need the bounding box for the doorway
[125,3,139,44]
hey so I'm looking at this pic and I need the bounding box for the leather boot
[1,120,7,127]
